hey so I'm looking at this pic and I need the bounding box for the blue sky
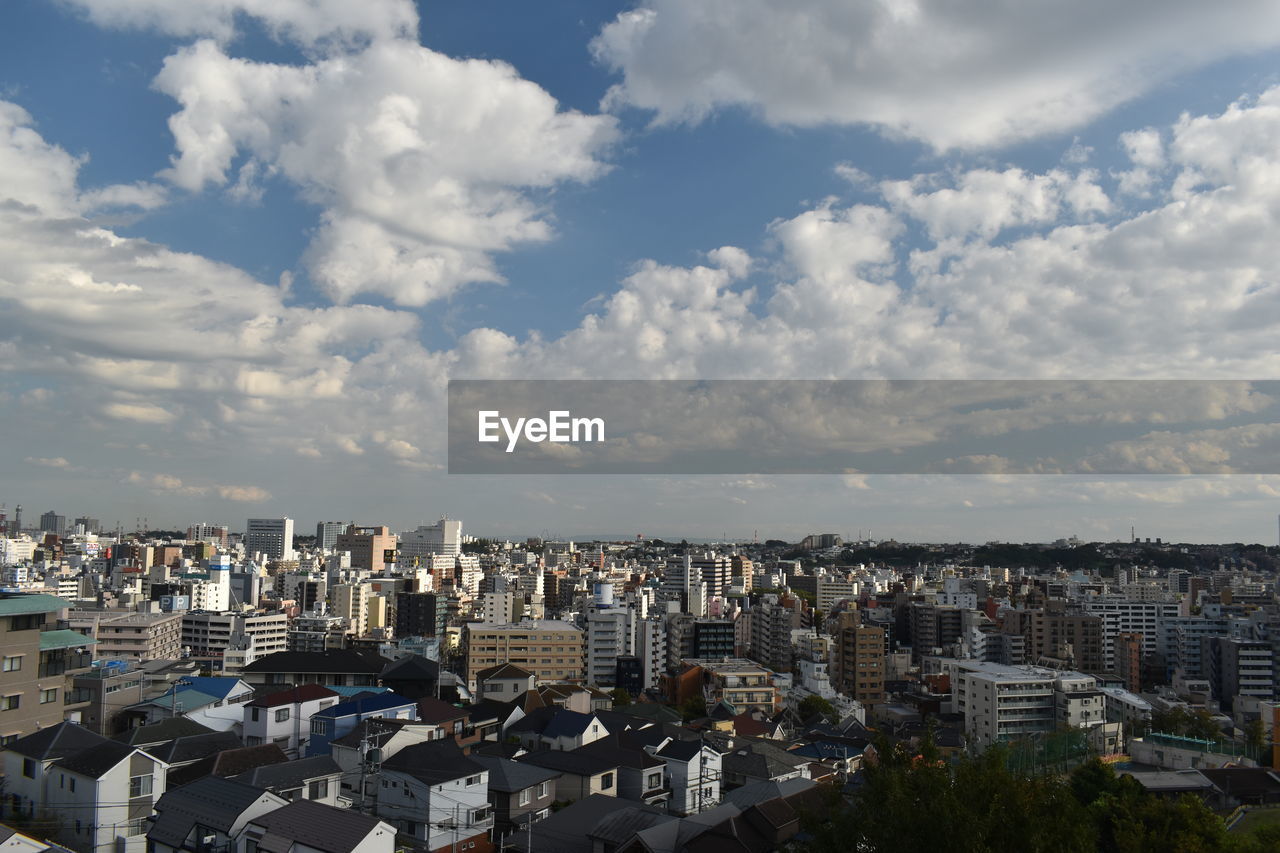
[5,0,1280,543]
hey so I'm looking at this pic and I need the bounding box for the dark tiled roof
[576,734,664,770]
[476,663,533,681]
[232,756,342,791]
[415,696,469,725]
[248,684,338,708]
[241,650,389,675]
[150,731,243,765]
[53,741,140,779]
[380,740,486,785]
[470,755,559,793]
[314,692,412,719]
[248,798,387,853]
[517,747,619,777]
[149,776,283,848]
[510,794,660,853]
[507,707,599,739]
[379,654,440,681]
[8,722,108,761]
[167,744,289,787]
[114,718,215,746]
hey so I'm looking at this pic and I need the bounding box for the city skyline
[6,2,1280,541]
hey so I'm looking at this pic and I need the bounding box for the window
[2,656,21,672]
[251,707,261,722]
[518,788,531,806]
[275,708,290,723]
[130,774,153,797]
[40,688,57,704]
[308,779,329,799]
[70,777,76,792]
[600,773,614,790]
[465,775,482,786]
[311,720,326,736]
[1,695,19,711]
[10,614,43,631]
[537,781,550,799]
[126,818,147,836]
[23,758,36,778]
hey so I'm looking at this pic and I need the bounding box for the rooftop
[0,593,71,616]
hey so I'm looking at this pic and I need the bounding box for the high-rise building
[331,582,371,637]
[38,510,67,537]
[833,611,886,705]
[315,521,346,552]
[399,517,463,563]
[334,525,396,572]
[187,523,230,548]
[245,517,294,561]
[395,592,448,638]
[67,611,183,662]
[73,517,100,535]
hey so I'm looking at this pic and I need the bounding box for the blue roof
[790,741,864,761]
[541,709,598,739]
[173,676,245,700]
[314,691,414,719]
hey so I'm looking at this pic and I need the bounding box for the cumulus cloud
[592,0,1280,149]
[150,38,616,307]
[25,456,72,469]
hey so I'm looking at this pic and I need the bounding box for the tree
[609,688,631,708]
[1244,717,1267,753]
[798,694,836,722]
[679,695,707,720]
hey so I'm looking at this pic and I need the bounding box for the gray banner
[447,379,1280,474]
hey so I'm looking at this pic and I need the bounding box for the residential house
[376,741,494,853]
[238,799,396,853]
[469,755,560,839]
[2,723,169,853]
[516,749,622,802]
[377,656,441,702]
[475,664,536,703]
[231,755,343,806]
[166,743,290,787]
[243,685,340,757]
[0,824,75,853]
[505,708,608,753]
[305,693,417,757]
[147,776,286,853]
[328,719,446,807]
[240,651,390,689]
[123,677,253,729]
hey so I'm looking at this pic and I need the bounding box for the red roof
[249,683,339,708]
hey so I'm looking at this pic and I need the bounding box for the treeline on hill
[798,735,1280,853]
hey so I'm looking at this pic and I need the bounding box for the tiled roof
[7,722,108,761]
[248,684,339,708]
[247,799,387,853]
[148,776,283,847]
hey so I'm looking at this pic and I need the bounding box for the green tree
[678,695,707,720]
[609,687,631,707]
[798,694,837,722]
[1243,717,1267,752]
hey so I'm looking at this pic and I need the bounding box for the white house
[237,798,395,853]
[649,739,722,816]
[375,741,492,852]
[242,684,340,757]
[149,776,287,853]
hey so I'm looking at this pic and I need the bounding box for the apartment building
[67,610,183,662]
[1000,606,1105,673]
[833,612,886,706]
[180,611,288,664]
[465,620,585,687]
[681,658,779,715]
[946,661,1104,747]
[0,592,95,743]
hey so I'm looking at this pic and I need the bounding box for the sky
[5,0,1280,544]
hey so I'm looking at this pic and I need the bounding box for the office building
[334,525,396,573]
[245,517,294,561]
[315,521,347,552]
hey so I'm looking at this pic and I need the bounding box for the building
[180,611,288,665]
[470,755,560,838]
[1202,637,1275,712]
[238,798,396,853]
[833,612,886,706]
[1115,632,1143,692]
[476,663,537,702]
[67,611,183,662]
[375,740,493,852]
[315,521,347,553]
[393,592,448,638]
[1000,606,1106,673]
[333,526,396,573]
[245,518,295,562]
[465,620,585,687]
[39,511,67,537]
[147,775,288,853]
[305,692,418,757]
[242,684,341,757]
[946,661,1104,747]
[186,523,229,548]
[585,608,630,687]
[3,721,169,853]
[331,583,371,637]
[239,649,390,689]
[398,518,463,564]
[0,592,95,743]
[679,658,779,715]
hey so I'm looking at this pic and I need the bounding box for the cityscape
[8,1,1280,852]
[3,513,1280,850]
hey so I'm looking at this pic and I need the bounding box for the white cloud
[592,0,1280,150]
[104,402,177,424]
[217,484,272,502]
[63,0,419,51]
[150,39,617,306]
[25,456,72,469]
